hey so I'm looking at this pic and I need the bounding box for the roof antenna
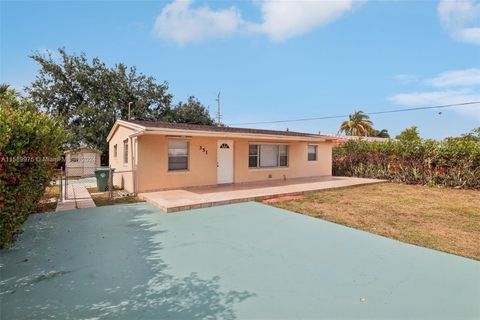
[215,92,222,125]
[128,102,133,120]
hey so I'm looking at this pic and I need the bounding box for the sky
[1,0,479,139]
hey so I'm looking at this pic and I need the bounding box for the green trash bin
[95,167,113,192]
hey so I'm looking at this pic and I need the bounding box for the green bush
[333,130,480,190]
[0,89,66,247]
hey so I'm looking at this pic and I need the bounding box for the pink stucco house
[106,120,336,193]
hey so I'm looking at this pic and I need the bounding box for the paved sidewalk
[56,184,95,211]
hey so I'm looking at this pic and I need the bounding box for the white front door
[217,140,234,184]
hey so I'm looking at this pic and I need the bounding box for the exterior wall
[135,134,333,192]
[108,126,136,192]
[233,139,332,184]
[136,135,218,192]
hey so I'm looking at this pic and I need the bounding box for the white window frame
[70,153,79,162]
[168,140,189,172]
[248,143,289,169]
[308,144,318,161]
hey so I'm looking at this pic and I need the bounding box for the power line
[227,101,480,126]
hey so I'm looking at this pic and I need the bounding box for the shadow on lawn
[0,204,255,319]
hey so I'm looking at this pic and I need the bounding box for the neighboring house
[65,147,102,177]
[106,120,337,193]
[329,135,391,146]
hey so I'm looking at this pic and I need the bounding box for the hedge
[333,133,480,190]
[0,89,65,248]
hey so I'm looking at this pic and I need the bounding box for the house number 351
[199,146,208,155]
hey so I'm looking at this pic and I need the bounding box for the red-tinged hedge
[333,133,480,189]
[0,89,66,247]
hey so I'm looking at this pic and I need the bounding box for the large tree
[26,49,215,162]
[167,96,215,125]
[339,110,374,136]
[395,126,421,143]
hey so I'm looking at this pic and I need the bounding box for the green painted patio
[1,202,479,319]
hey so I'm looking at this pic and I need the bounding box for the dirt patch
[263,195,305,203]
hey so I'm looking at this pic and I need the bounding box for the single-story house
[106,120,336,193]
[65,147,102,177]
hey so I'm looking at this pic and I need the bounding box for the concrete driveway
[1,203,478,319]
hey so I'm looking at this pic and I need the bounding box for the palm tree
[339,110,373,136]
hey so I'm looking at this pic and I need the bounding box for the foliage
[26,49,216,161]
[333,128,480,189]
[370,128,390,138]
[395,126,421,143]
[0,88,66,247]
[166,96,216,125]
[339,110,373,136]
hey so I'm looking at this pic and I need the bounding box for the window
[279,145,288,166]
[113,144,117,157]
[123,140,128,164]
[308,145,318,161]
[168,141,189,171]
[70,153,79,162]
[249,144,288,168]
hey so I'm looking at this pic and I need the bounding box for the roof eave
[106,119,145,142]
[130,127,331,142]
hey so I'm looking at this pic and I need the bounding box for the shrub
[0,89,66,247]
[333,129,480,190]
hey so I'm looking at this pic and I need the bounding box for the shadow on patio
[0,204,255,319]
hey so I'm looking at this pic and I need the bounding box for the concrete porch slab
[139,176,385,212]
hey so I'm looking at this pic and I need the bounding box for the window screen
[248,144,259,168]
[279,145,288,167]
[308,145,317,161]
[168,141,189,171]
[249,144,288,168]
[260,145,278,167]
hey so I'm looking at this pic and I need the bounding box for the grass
[87,189,144,207]
[86,187,98,193]
[92,196,144,207]
[34,186,60,213]
[268,182,480,260]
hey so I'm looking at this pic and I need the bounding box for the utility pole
[128,102,133,120]
[215,92,222,125]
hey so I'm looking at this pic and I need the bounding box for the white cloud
[389,89,480,120]
[438,0,480,45]
[152,0,243,45]
[153,0,364,44]
[389,89,480,106]
[389,68,480,120]
[425,68,480,88]
[251,0,362,42]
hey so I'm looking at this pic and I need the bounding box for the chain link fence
[107,169,137,199]
[64,152,97,200]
